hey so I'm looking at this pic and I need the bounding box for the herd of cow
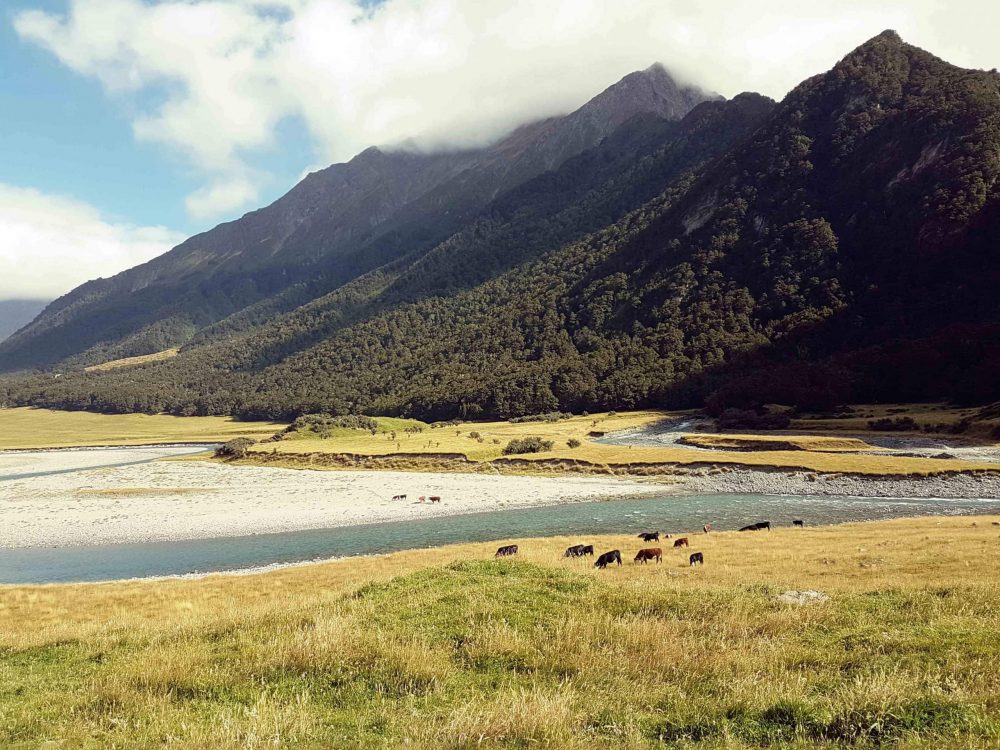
[492,519,804,568]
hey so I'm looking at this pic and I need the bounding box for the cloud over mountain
[16,0,997,222]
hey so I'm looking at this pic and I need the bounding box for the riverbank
[3,517,998,749]
[0,447,666,548]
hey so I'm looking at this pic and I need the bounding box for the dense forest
[2,32,999,420]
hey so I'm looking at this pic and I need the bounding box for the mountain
[0,64,715,372]
[3,32,999,419]
[0,299,49,343]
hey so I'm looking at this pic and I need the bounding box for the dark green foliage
[567,438,581,449]
[715,409,792,431]
[214,438,257,459]
[868,416,920,431]
[502,437,555,455]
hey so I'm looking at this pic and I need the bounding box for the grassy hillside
[2,517,998,748]
[0,407,283,450]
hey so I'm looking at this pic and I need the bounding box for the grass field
[251,411,1000,477]
[677,434,875,452]
[2,516,998,748]
[84,348,180,372]
[0,407,284,449]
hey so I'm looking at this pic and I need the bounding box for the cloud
[0,184,184,299]
[14,1,1000,222]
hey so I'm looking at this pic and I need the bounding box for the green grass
[2,517,998,748]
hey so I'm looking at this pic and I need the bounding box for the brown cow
[673,537,689,548]
[495,544,518,557]
[703,523,712,534]
[429,496,442,503]
[633,548,662,564]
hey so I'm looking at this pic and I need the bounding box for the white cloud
[14,1,1000,222]
[0,184,184,299]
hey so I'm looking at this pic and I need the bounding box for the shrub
[508,412,573,423]
[282,413,379,436]
[214,437,257,459]
[567,438,581,449]
[469,431,481,439]
[502,437,554,455]
[716,408,791,430]
[867,417,919,432]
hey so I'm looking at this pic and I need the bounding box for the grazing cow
[594,550,622,568]
[703,523,712,534]
[634,548,662,564]
[391,494,407,501]
[793,519,804,527]
[638,532,659,542]
[429,496,442,504]
[495,544,518,557]
[564,544,585,557]
[673,537,689,548]
[689,552,704,566]
[580,544,594,556]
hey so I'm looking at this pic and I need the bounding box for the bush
[715,408,791,430]
[867,417,919,432]
[283,413,378,436]
[502,437,555,455]
[214,437,257,459]
[567,438,581,449]
[508,412,573,423]
[469,431,481,439]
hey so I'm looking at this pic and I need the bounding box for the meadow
[249,409,1000,477]
[0,407,284,450]
[1,517,998,748]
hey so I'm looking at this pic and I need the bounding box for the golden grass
[83,347,180,372]
[250,411,1000,477]
[792,402,1000,437]
[0,407,284,449]
[2,516,998,748]
[678,433,875,452]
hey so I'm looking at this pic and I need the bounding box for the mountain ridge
[2,32,999,418]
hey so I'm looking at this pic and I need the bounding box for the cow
[564,544,585,557]
[594,550,622,568]
[689,552,704,566]
[673,537,689,548]
[739,524,758,532]
[703,523,712,534]
[634,548,662,564]
[580,544,594,556]
[793,519,804,527]
[638,532,659,542]
[756,521,772,531]
[495,544,518,557]
[429,496,442,504]
[391,494,407,501]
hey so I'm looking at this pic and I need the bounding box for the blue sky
[1,0,997,302]
[0,2,315,234]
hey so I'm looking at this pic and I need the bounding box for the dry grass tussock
[1,516,999,748]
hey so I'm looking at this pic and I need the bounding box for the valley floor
[2,516,998,748]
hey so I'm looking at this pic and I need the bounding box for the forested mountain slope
[2,32,998,418]
[0,65,712,372]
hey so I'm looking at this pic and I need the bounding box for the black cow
[495,544,518,557]
[689,552,704,566]
[594,550,622,569]
[564,544,585,557]
[739,524,759,532]
[638,532,659,542]
[580,544,594,556]
[756,521,772,531]
[793,519,804,527]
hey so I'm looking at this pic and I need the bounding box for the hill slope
[2,32,999,418]
[0,64,713,372]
